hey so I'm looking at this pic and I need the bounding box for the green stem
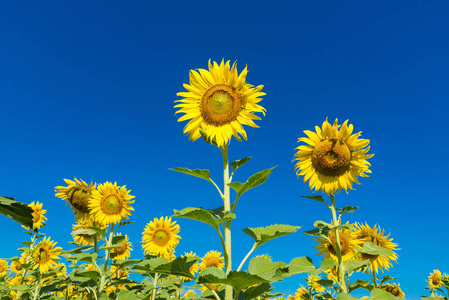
[152,273,159,300]
[237,244,257,272]
[99,223,115,292]
[32,272,41,300]
[221,144,233,300]
[329,194,348,294]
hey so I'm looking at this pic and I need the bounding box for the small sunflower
[0,259,8,276]
[294,286,309,300]
[28,201,47,229]
[314,225,362,261]
[306,274,325,293]
[294,118,373,195]
[142,216,180,257]
[199,250,224,271]
[183,251,200,276]
[31,236,62,274]
[72,217,104,246]
[111,233,133,261]
[55,178,96,219]
[428,269,442,289]
[382,283,405,298]
[175,59,266,148]
[354,222,399,273]
[89,182,135,226]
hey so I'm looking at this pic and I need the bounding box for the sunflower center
[208,260,219,268]
[68,188,91,214]
[153,229,170,246]
[312,139,351,177]
[101,194,123,214]
[113,243,127,255]
[33,212,41,223]
[0,265,5,273]
[432,276,440,285]
[38,249,49,263]
[200,84,243,126]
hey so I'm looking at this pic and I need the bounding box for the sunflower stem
[32,271,41,300]
[237,243,257,272]
[99,223,114,293]
[330,194,348,294]
[152,273,159,300]
[221,143,233,300]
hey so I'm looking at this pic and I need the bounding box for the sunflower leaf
[173,207,235,232]
[357,242,395,257]
[242,224,300,249]
[0,196,34,229]
[169,168,211,181]
[346,259,371,274]
[347,279,370,293]
[243,283,272,300]
[380,275,396,284]
[197,269,269,292]
[230,157,252,174]
[369,288,404,300]
[112,235,126,245]
[228,167,276,202]
[336,206,359,214]
[151,256,197,279]
[336,293,358,300]
[285,256,319,276]
[302,195,329,207]
[248,256,286,282]
[72,228,97,237]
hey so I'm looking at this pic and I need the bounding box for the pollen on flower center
[312,139,351,176]
[200,84,242,126]
[68,188,91,214]
[153,229,169,246]
[101,194,122,214]
[39,250,48,262]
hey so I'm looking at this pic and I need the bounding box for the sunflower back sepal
[199,127,219,147]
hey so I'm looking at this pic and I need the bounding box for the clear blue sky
[1,1,448,299]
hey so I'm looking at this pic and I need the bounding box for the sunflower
[72,217,104,246]
[8,275,22,298]
[306,274,325,293]
[382,283,405,298]
[294,118,373,195]
[89,182,135,226]
[111,233,133,261]
[55,178,96,219]
[354,222,399,273]
[428,269,442,289]
[175,59,266,148]
[0,259,7,277]
[199,250,224,271]
[142,216,180,258]
[314,225,362,261]
[294,286,309,300]
[31,236,62,274]
[28,201,47,229]
[11,252,28,273]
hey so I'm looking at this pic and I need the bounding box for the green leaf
[8,284,29,291]
[71,228,97,236]
[74,270,101,281]
[112,235,126,245]
[169,168,211,181]
[358,242,395,257]
[286,256,318,276]
[66,253,98,263]
[302,195,329,207]
[336,206,359,214]
[243,283,272,300]
[346,259,371,274]
[134,256,197,279]
[380,275,396,284]
[348,279,370,293]
[230,157,252,174]
[115,290,139,300]
[0,196,34,228]
[197,269,269,292]
[369,288,404,300]
[173,207,235,232]
[248,256,286,282]
[228,167,276,201]
[242,224,300,249]
[336,293,358,300]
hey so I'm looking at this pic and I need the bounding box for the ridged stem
[330,194,348,294]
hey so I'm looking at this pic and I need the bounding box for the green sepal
[0,196,34,229]
[197,268,269,292]
[242,224,300,249]
[228,167,276,201]
[169,168,211,181]
[230,157,252,174]
[173,207,235,232]
[357,242,395,257]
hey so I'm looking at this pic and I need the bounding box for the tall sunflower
[142,217,180,258]
[354,222,399,273]
[31,236,62,274]
[175,59,266,148]
[55,178,96,219]
[111,233,133,261]
[89,182,135,226]
[28,201,47,229]
[428,270,442,289]
[199,250,224,271]
[314,225,362,262]
[294,118,373,195]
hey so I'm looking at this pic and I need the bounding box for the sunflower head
[142,216,180,258]
[72,216,104,246]
[306,274,326,293]
[175,59,266,148]
[111,233,133,261]
[382,283,405,298]
[354,222,399,273]
[31,236,62,274]
[89,181,135,226]
[28,201,47,229]
[199,250,224,271]
[0,259,8,277]
[428,269,442,289]
[294,286,309,300]
[294,118,373,195]
[55,178,96,219]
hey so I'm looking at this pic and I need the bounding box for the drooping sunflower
[294,118,373,195]
[31,236,62,274]
[28,201,47,229]
[72,217,104,246]
[354,222,399,273]
[175,59,266,148]
[382,283,405,298]
[142,217,180,258]
[306,274,326,293]
[89,182,135,226]
[0,259,7,277]
[111,233,133,261]
[55,178,96,219]
[428,269,442,289]
[314,225,362,261]
[199,250,224,271]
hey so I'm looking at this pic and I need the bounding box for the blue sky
[1,1,448,298]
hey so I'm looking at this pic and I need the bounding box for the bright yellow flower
[28,201,47,229]
[354,222,399,274]
[175,59,266,148]
[142,217,180,258]
[307,274,325,293]
[72,216,104,246]
[111,233,133,261]
[199,250,224,271]
[55,177,96,219]
[382,283,405,298]
[31,236,62,274]
[294,118,373,195]
[314,224,362,261]
[294,286,309,300]
[89,181,135,226]
[428,269,442,289]
[0,259,8,276]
